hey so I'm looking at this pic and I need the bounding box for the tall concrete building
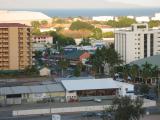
[115,23,160,64]
[0,23,32,70]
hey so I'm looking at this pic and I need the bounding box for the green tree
[23,66,39,76]
[90,47,106,74]
[31,21,41,35]
[142,62,153,83]
[151,65,159,78]
[40,20,48,25]
[90,46,122,75]
[34,51,43,59]
[122,64,130,80]
[48,31,76,50]
[148,20,160,28]
[104,96,144,120]
[74,65,81,77]
[139,84,150,95]
[106,17,136,28]
[79,38,91,46]
[130,64,140,82]
[52,18,67,24]
[70,21,95,31]
[31,21,40,28]
[58,59,69,77]
[92,28,103,40]
[103,32,114,38]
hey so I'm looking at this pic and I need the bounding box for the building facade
[61,78,134,102]
[0,23,32,70]
[115,23,160,64]
[0,83,65,105]
[32,35,53,44]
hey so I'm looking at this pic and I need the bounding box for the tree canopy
[90,46,122,74]
[48,31,76,49]
[31,21,41,35]
[104,96,144,120]
[106,17,136,28]
[103,32,114,38]
[79,38,91,46]
[148,20,160,28]
[92,28,103,40]
[70,21,95,31]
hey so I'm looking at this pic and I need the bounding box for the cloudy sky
[0,0,160,9]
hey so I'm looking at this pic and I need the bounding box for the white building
[32,43,46,51]
[61,78,134,102]
[0,10,51,25]
[32,35,53,44]
[40,27,56,32]
[127,16,135,19]
[92,16,114,21]
[135,16,150,23]
[115,23,160,64]
[151,13,160,21]
[39,67,51,76]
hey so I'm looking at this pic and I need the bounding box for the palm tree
[151,65,159,78]
[122,64,130,81]
[130,64,140,83]
[58,59,69,77]
[142,62,153,84]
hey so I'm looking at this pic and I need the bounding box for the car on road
[94,98,102,102]
[82,112,95,117]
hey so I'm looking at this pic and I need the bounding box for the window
[150,34,154,56]
[125,88,128,91]
[144,34,147,58]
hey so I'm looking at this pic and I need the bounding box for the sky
[0,0,160,9]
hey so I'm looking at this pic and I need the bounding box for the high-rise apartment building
[115,23,160,64]
[0,23,32,70]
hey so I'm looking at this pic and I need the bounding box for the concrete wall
[12,99,157,116]
[13,105,110,116]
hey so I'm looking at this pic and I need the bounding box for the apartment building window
[144,34,147,58]
[150,34,154,56]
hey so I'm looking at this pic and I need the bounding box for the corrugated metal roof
[64,50,86,59]
[61,78,119,91]
[46,84,64,92]
[130,55,160,68]
[29,85,47,93]
[12,86,31,94]
[0,83,64,95]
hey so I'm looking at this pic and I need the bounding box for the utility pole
[157,77,160,106]
[157,69,160,106]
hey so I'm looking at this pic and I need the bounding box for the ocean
[13,8,160,18]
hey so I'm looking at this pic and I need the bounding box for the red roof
[0,23,29,27]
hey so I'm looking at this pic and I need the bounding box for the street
[0,113,160,120]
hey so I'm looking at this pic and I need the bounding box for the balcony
[2,54,9,57]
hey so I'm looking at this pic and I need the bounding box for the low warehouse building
[0,83,65,106]
[61,78,134,102]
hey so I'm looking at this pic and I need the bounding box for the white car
[52,114,61,120]
[94,98,102,102]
